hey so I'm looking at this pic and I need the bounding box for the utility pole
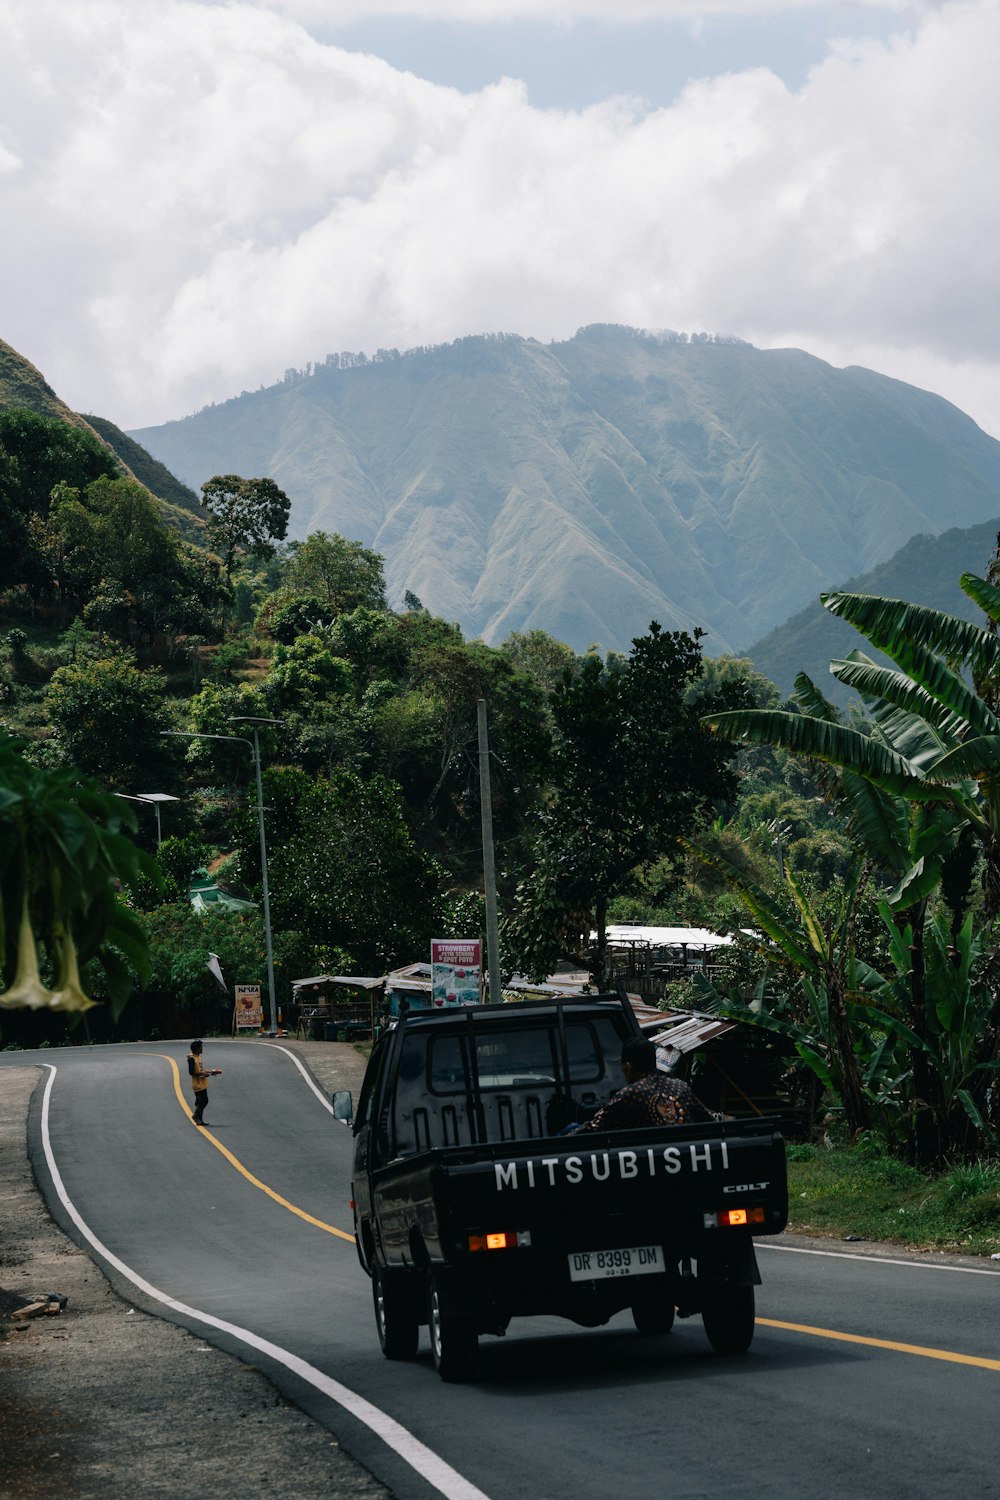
[477,699,501,1004]
[163,720,282,1035]
[231,718,282,1038]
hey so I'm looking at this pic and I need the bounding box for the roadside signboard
[233,984,263,1032]
[430,939,482,1007]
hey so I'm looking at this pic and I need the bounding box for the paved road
[8,1040,1000,1500]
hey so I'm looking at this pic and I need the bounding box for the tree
[500,629,579,699]
[0,733,153,1021]
[0,409,118,597]
[136,901,312,1028]
[44,654,175,793]
[235,766,445,971]
[280,531,386,615]
[700,570,1000,1162]
[262,634,352,714]
[505,623,741,985]
[200,474,291,587]
[0,410,117,517]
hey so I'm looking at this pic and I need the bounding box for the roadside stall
[291,974,383,1040]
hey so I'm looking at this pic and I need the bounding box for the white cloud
[258,0,922,22]
[1,0,998,437]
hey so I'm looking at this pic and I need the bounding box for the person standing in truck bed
[578,1036,712,1132]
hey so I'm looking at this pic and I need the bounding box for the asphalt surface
[6,1038,1000,1500]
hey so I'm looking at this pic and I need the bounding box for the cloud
[260,0,923,22]
[1,0,998,436]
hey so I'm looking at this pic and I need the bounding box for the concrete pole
[477,699,502,1004]
[251,726,278,1036]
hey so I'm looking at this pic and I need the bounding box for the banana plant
[862,908,1000,1154]
[685,839,882,1135]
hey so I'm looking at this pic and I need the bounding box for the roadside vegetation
[7,406,1000,1231]
[786,1142,1000,1256]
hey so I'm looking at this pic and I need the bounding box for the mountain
[747,517,1000,701]
[126,324,1000,656]
[0,338,203,538]
[0,336,104,435]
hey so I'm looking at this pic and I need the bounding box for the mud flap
[698,1236,761,1287]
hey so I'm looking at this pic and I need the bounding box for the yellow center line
[150,1054,356,1244]
[756,1317,1000,1372]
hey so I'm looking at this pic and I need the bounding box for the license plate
[567,1245,664,1282]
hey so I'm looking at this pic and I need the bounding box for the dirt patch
[0,1047,387,1500]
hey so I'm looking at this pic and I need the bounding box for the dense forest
[4,406,1000,1169]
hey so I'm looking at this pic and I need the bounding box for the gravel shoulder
[0,1041,388,1500]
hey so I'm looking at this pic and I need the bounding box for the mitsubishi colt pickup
[345,993,788,1380]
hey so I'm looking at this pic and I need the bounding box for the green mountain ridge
[747,517,1000,701]
[0,338,204,540]
[130,326,1000,655]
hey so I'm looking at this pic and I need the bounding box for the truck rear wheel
[373,1263,419,1360]
[702,1284,755,1355]
[427,1273,478,1382]
[631,1291,675,1337]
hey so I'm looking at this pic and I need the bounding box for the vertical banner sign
[431,940,482,1008]
[233,984,263,1033]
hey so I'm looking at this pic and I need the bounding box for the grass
[786,1142,1000,1257]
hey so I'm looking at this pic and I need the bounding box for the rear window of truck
[425,1020,615,1095]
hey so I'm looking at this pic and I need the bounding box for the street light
[163,719,283,1036]
[113,791,180,847]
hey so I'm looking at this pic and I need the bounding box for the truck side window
[429,1035,468,1093]
[563,1021,605,1083]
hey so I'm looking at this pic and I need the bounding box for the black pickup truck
[345,994,788,1380]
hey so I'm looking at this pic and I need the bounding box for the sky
[1,0,999,437]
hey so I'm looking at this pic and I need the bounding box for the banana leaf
[925,736,1000,783]
[821,592,1000,680]
[831,657,986,746]
[960,572,1000,625]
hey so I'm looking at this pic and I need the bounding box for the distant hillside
[130,327,1000,656]
[0,338,204,542]
[748,518,1000,701]
[0,337,104,435]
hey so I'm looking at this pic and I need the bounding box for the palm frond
[836,772,911,871]
[960,573,1000,626]
[926,736,1000,784]
[868,703,950,773]
[702,709,919,784]
[833,655,995,744]
[682,840,819,973]
[792,673,839,722]
[822,592,1000,679]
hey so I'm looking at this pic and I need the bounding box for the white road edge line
[259,1041,334,1114]
[38,1064,490,1500]
[759,1241,1000,1276]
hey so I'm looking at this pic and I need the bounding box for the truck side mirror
[332,1090,354,1126]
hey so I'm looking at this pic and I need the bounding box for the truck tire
[427,1273,478,1382]
[373,1263,419,1360]
[631,1292,675,1337]
[701,1284,755,1355]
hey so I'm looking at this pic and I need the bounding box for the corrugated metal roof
[602,924,734,949]
[642,1011,735,1052]
[292,973,385,991]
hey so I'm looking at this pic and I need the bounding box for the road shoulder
[0,1056,387,1500]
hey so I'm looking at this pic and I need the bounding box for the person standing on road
[187,1039,221,1126]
